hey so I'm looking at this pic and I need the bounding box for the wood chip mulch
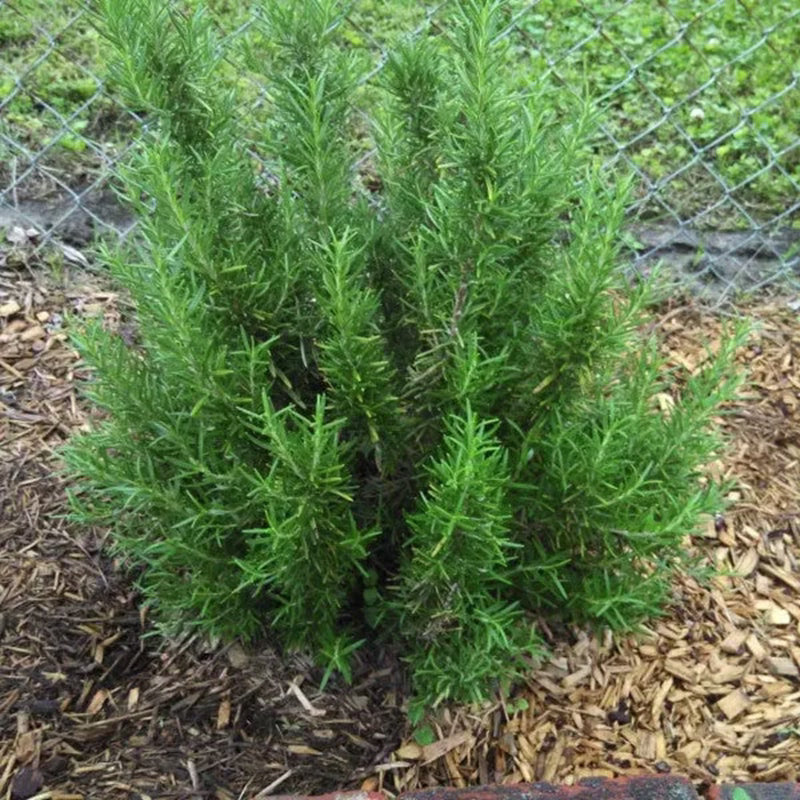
[2,238,800,800]
[384,297,800,793]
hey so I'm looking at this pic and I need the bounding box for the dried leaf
[7,225,37,246]
[226,643,249,668]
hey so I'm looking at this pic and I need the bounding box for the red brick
[399,776,698,800]
[268,779,800,800]
[707,785,800,800]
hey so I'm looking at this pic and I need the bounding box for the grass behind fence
[1,0,798,227]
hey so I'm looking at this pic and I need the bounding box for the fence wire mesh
[1,0,798,303]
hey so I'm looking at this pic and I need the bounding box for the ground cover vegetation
[1,1,797,224]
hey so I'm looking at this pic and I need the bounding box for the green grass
[0,0,135,181]
[1,0,798,227]
[507,0,800,227]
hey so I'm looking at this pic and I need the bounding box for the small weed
[504,697,530,715]
[412,725,436,746]
[43,248,66,283]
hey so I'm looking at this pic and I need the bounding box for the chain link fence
[1,0,798,303]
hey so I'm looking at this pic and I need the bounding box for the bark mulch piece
[3,236,800,799]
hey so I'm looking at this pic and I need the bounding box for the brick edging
[270,777,800,800]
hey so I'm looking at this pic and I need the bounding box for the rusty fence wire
[1,0,798,303]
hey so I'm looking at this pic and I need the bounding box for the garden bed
[2,244,800,799]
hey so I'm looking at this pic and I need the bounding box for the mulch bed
[2,233,800,800]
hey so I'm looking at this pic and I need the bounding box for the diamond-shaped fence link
[1,0,798,304]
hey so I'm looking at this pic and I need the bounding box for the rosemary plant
[64,0,743,716]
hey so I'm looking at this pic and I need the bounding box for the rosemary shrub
[64,0,743,716]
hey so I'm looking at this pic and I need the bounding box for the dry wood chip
[3,318,27,335]
[287,681,325,717]
[60,243,90,267]
[516,754,534,782]
[549,656,569,672]
[86,689,108,716]
[664,659,695,683]
[0,300,21,316]
[756,575,774,597]
[421,731,473,765]
[720,630,748,654]
[761,564,800,592]
[718,527,737,547]
[287,744,322,756]
[517,733,538,764]
[532,675,566,696]
[760,680,794,699]
[15,729,37,763]
[497,732,517,756]
[650,676,673,723]
[19,325,45,341]
[717,689,750,720]
[638,731,666,760]
[766,606,792,625]
[746,634,768,659]
[396,743,423,760]
[766,656,799,678]
[735,548,759,577]
[780,601,800,622]
[541,735,565,782]
[675,740,702,766]
[216,698,231,729]
[361,777,380,792]
[563,666,592,688]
